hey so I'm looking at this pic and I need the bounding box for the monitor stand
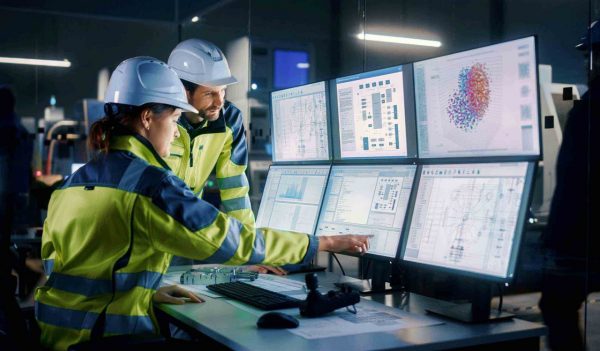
[334,260,402,295]
[424,279,513,323]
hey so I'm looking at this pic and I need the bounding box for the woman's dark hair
[88,103,176,153]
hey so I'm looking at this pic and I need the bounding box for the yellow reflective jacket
[35,133,318,351]
[165,101,255,228]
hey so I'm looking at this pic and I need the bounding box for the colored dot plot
[447,63,491,132]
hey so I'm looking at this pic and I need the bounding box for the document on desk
[289,303,443,340]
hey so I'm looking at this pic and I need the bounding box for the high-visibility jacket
[165,101,254,228]
[34,133,318,351]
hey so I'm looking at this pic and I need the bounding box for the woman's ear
[140,108,153,131]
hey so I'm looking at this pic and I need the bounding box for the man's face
[185,84,226,123]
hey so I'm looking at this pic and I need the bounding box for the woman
[34,57,370,351]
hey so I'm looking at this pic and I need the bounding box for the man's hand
[246,265,288,276]
[153,285,204,305]
[318,234,373,255]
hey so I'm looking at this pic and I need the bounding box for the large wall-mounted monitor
[270,81,331,163]
[401,162,535,281]
[331,65,418,162]
[414,37,540,159]
[256,165,330,234]
[315,164,417,259]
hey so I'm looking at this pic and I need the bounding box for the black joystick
[299,273,360,317]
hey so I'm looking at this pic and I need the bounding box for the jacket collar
[178,109,226,139]
[110,133,171,170]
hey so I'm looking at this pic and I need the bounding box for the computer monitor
[414,37,541,159]
[255,165,330,234]
[401,162,535,282]
[330,65,418,161]
[315,164,417,259]
[270,81,331,163]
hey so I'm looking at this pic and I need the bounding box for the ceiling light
[191,16,199,23]
[356,32,441,47]
[0,57,71,67]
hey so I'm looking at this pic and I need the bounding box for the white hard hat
[104,56,198,113]
[168,39,238,87]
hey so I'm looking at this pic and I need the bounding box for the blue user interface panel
[256,165,330,235]
[332,65,417,161]
[271,81,330,162]
[316,164,416,258]
[402,162,533,280]
[414,37,540,159]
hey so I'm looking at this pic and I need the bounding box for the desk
[156,272,546,350]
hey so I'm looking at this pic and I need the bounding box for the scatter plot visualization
[447,63,491,132]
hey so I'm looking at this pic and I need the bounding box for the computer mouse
[256,311,299,329]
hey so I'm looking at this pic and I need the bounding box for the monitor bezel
[314,163,419,262]
[330,64,419,164]
[398,161,537,283]
[255,164,332,236]
[269,80,333,164]
[413,35,543,162]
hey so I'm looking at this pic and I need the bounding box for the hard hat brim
[200,75,238,87]
[167,99,199,114]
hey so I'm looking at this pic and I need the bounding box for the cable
[331,253,346,276]
[497,283,504,313]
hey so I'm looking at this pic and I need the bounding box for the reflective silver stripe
[35,301,154,334]
[217,174,249,189]
[42,259,54,276]
[45,271,163,297]
[247,228,266,264]
[35,301,98,330]
[201,217,242,263]
[115,271,163,291]
[301,235,320,265]
[221,196,251,212]
[46,273,112,296]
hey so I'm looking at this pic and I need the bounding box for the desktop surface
[157,270,545,351]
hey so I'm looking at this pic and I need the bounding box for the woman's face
[146,107,181,157]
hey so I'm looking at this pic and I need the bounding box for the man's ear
[185,89,192,102]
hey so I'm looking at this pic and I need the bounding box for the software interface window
[335,66,409,159]
[271,81,330,162]
[316,165,416,258]
[256,165,330,234]
[403,162,529,278]
[414,37,540,158]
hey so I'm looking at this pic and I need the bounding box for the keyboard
[207,281,302,310]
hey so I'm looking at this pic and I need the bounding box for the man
[167,39,290,274]
[539,21,600,350]
[166,39,254,229]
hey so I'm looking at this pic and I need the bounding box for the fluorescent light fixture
[356,32,441,47]
[0,56,71,67]
[191,16,199,23]
[296,62,310,69]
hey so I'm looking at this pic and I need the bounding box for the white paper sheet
[289,304,443,340]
